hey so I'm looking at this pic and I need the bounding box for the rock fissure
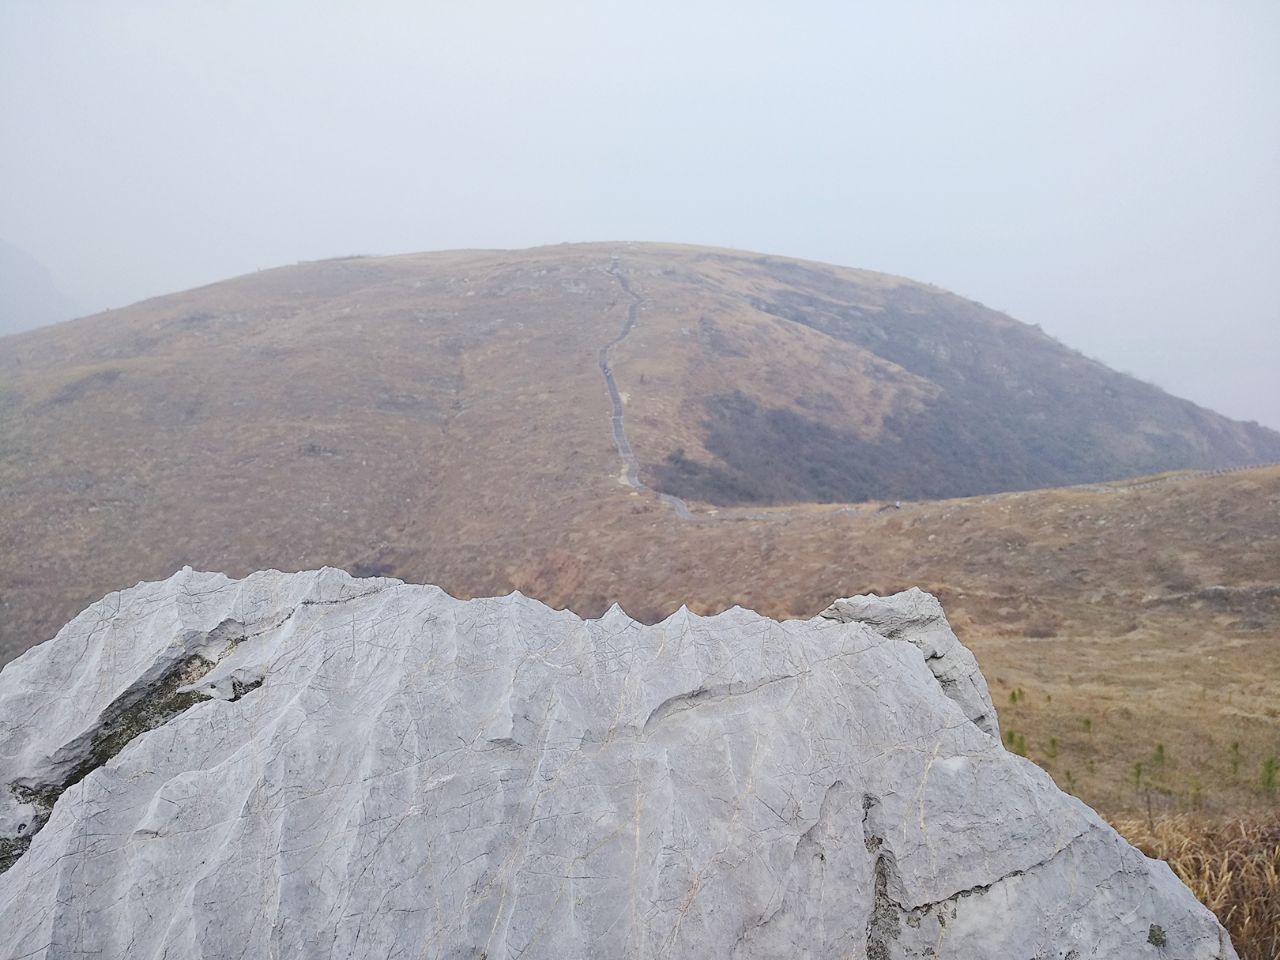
[899,825,1096,916]
[0,604,297,874]
[861,795,1105,955]
[2,652,218,873]
[642,674,798,733]
[821,588,1000,739]
[863,795,901,960]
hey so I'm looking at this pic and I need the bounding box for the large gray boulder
[0,569,1235,959]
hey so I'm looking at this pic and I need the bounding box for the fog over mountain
[0,239,79,336]
[1,2,1277,427]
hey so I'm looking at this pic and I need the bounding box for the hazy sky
[3,1,1278,428]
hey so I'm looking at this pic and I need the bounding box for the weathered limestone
[0,569,1236,959]
[821,587,1001,739]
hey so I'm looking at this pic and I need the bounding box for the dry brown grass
[1,242,1277,831]
[1111,813,1280,960]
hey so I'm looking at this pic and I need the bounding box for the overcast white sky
[2,1,1277,427]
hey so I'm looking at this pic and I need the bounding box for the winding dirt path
[599,258,861,524]
[600,260,695,520]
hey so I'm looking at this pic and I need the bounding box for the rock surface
[820,587,1001,740]
[0,568,1236,959]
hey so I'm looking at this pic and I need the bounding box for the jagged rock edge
[0,572,1238,959]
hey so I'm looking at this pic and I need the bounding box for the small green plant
[1064,769,1077,793]
[1046,736,1059,760]
[1082,717,1092,735]
[1230,741,1241,777]
[1153,743,1166,767]
[1263,757,1278,794]
[1005,731,1028,757]
[1133,762,1144,789]
[1009,690,1019,705]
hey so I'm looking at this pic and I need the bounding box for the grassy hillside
[1,242,1276,826]
[638,252,1280,504]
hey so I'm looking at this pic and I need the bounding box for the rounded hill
[1,241,1277,661]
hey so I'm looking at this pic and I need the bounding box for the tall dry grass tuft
[1112,813,1280,960]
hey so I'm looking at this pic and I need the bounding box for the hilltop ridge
[2,242,1278,668]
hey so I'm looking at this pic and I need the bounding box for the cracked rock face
[820,587,1001,740]
[0,569,1236,959]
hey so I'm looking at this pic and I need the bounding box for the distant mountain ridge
[0,239,79,336]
